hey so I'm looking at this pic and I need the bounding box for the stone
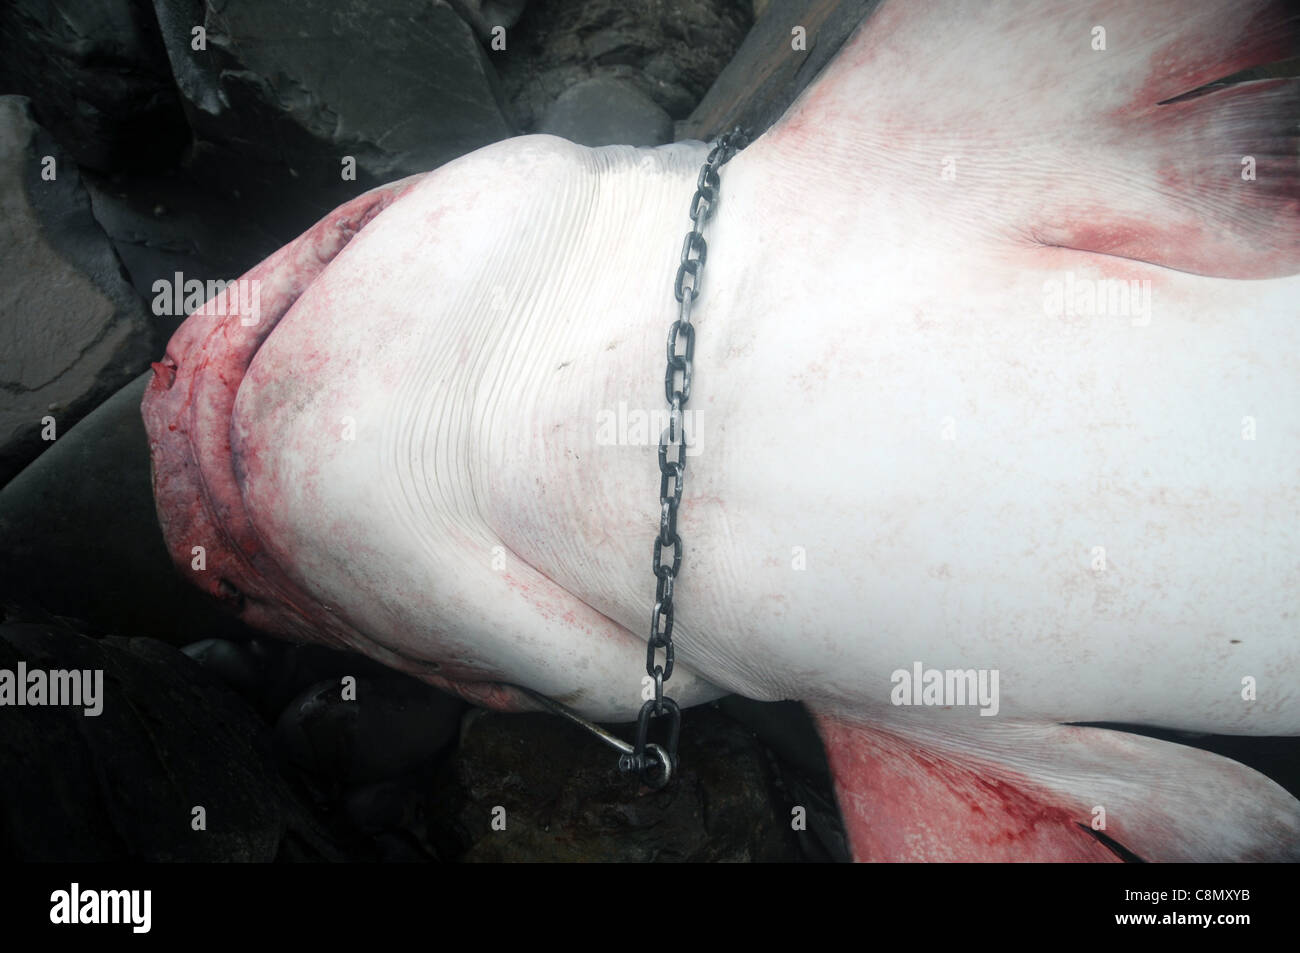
[538,76,674,146]
[182,637,267,705]
[492,0,752,133]
[81,166,285,330]
[428,705,802,861]
[0,97,158,488]
[150,0,513,228]
[187,635,467,725]
[274,675,463,791]
[716,696,852,861]
[0,0,188,173]
[0,373,264,646]
[0,618,334,861]
[344,780,424,835]
[676,0,880,142]
[447,0,531,42]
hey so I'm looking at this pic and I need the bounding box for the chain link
[618,126,746,788]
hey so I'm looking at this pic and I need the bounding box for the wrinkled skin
[145,0,1300,860]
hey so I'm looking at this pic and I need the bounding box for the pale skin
[228,129,1298,729]
[145,0,1300,858]
[229,14,1298,731]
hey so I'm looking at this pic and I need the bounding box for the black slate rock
[446,0,531,42]
[151,0,513,231]
[0,97,158,487]
[0,0,188,173]
[274,675,463,792]
[81,165,290,327]
[0,619,334,861]
[188,635,468,726]
[0,373,265,646]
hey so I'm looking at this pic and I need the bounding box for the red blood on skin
[143,179,426,653]
[143,175,536,712]
[814,713,1120,862]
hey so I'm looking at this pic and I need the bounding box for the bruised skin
[145,0,1300,859]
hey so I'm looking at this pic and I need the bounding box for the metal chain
[617,126,747,789]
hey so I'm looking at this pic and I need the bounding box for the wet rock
[429,705,801,861]
[493,0,752,133]
[0,0,188,173]
[0,97,158,487]
[274,675,463,792]
[538,76,674,146]
[677,0,880,142]
[0,373,264,646]
[150,0,513,236]
[0,619,334,861]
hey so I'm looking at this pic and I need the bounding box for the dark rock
[429,705,801,861]
[0,97,158,488]
[187,636,467,725]
[446,0,530,42]
[274,675,462,791]
[778,766,852,862]
[150,0,513,238]
[538,76,673,146]
[493,0,752,133]
[344,781,422,834]
[0,620,334,860]
[0,0,188,173]
[182,637,266,701]
[371,830,435,862]
[716,695,851,861]
[716,696,829,777]
[677,0,881,142]
[0,373,267,645]
[81,166,289,328]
